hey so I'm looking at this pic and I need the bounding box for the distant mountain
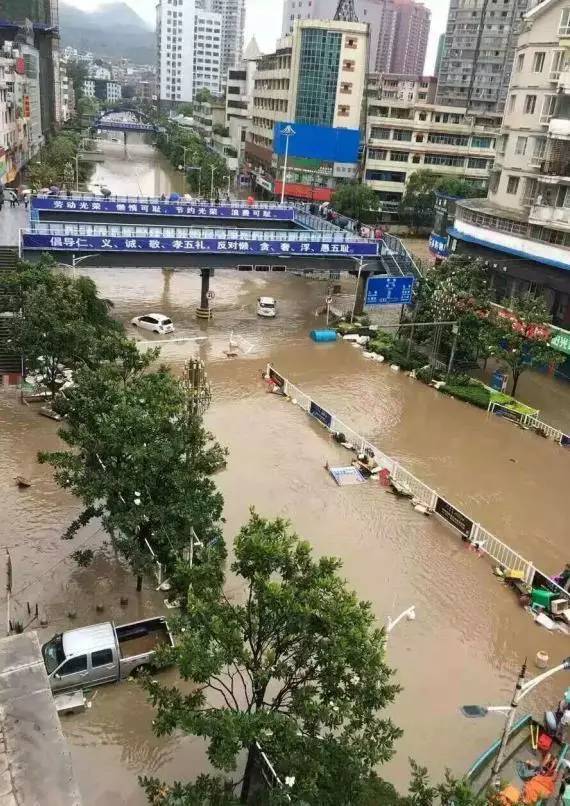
[59,2,155,65]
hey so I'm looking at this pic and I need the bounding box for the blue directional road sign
[365,275,415,306]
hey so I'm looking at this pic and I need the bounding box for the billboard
[273,122,360,164]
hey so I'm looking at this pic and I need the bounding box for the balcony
[529,203,570,231]
[539,160,570,183]
[548,117,570,140]
[558,70,570,92]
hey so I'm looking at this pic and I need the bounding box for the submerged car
[257,297,277,318]
[131,313,175,334]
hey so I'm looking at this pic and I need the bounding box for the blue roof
[448,227,570,273]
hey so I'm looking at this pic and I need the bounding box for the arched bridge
[91,109,162,134]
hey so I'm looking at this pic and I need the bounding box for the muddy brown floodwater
[1,140,570,805]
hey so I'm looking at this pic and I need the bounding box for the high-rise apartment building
[436,0,538,113]
[0,0,59,137]
[199,0,246,76]
[449,0,570,328]
[156,0,223,104]
[281,0,430,74]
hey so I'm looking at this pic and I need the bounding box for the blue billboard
[273,122,360,163]
[365,276,415,306]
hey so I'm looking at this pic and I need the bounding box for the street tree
[39,360,226,591]
[399,171,486,230]
[485,292,564,396]
[5,256,120,399]
[331,182,379,221]
[142,511,402,805]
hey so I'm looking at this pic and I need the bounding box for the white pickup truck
[41,617,173,693]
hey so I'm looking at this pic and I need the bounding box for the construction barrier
[267,365,569,602]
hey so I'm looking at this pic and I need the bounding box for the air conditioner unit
[3,41,13,54]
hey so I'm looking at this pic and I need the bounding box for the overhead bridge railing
[26,220,375,244]
[33,194,292,210]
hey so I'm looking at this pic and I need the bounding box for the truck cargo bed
[116,618,171,659]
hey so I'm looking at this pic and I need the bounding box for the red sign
[15,58,25,76]
[23,96,30,118]
[493,305,551,341]
[274,180,332,202]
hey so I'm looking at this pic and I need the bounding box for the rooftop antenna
[334,0,359,22]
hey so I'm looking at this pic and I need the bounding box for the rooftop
[0,632,82,805]
[456,196,531,224]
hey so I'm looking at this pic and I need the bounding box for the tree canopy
[157,124,228,198]
[143,511,401,805]
[485,292,564,395]
[399,171,487,230]
[5,256,121,398]
[331,183,379,221]
[39,358,226,590]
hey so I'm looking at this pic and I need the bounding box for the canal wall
[266,365,570,606]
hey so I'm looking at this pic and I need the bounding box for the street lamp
[386,605,416,635]
[223,173,231,199]
[461,656,570,788]
[279,125,295,206]
[350,256,373,324]
[210,166,216,202]
[177,144,192,171]
[58,253,100,279]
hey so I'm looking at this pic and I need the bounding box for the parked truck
[41,617,173,693]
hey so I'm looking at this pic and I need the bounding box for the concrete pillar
[353,270,370,318]
[196,268,213,320]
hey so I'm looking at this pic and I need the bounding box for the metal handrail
[27,221,368,244]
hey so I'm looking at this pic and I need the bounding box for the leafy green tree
[143,511,401,805]
[399,171,486,230]
[331,182,379,220]
[179,103,194,117]
[76,95,100,119]
[485,292,565,396]
[195,88,213,103]
[4,257,120,399]
[66,59,89,100]
[157,124,228,197]
[39,361,226,591]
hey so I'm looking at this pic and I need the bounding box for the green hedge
[439,382,491,409]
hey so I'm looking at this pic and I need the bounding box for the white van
[257,297,276,318]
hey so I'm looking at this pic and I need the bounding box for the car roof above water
[62,622,115,657]
[259,297,275,305]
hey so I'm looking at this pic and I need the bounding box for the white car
[131,314,175,334]
[257,297,276,318]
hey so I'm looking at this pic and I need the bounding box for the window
[524,95,537,114]
[389,151,409,162]
[559,8,570,36]
[532,52,545,73]
[471,136,494,149]
[506,176,520,195]
[392,129,412,141]
[60,656,88,675]
[508,94,516,113]
[467,158,488,169]
[516,53,524,72]
[515,136,528,156]
[342,60,355,72]
[92,649,114,667]
[345,37,357,49]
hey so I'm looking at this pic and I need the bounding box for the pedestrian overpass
[21,193,421,317]
[90,110,162,138]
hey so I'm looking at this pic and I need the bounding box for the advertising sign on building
[273,122,360,164]
[428,233,449,257]
[365,276,415,306]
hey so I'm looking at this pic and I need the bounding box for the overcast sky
[69,0,450,72]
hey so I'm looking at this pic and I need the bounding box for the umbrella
[100,186,112,198]
[169,192,181,201]
[49,185,60,192]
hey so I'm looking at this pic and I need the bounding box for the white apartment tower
[199,0,246,76]
[156,0,224,104]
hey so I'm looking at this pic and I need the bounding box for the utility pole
[6,548,12,636]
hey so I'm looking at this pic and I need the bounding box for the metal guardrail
[28,221,369,244]
[268,365,569,603]
[489,402,570,447]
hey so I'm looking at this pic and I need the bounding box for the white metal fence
[489,402,570,447]
[268,365,569,603]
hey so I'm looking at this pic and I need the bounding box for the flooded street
[2,140,570,804]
